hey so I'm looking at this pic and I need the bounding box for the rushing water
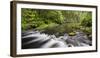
[22,30,92,49]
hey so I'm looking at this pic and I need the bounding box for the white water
[22,31,91,49]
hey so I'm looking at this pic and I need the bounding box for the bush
[80,27,92,35]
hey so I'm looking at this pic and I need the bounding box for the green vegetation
[21,8,92,36]
[68,32,76,36]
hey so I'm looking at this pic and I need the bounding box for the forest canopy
[21,8,92,36]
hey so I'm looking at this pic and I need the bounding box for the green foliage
[81,27,92,35]
[81,12,92,27]
[21,8,92,36]
[81,18,92,27]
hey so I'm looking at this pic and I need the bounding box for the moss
[68,32,76,36]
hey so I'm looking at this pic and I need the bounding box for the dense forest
[21,8,92,38]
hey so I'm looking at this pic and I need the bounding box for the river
[22,30,92,49]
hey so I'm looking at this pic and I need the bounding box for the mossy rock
[68,32,76,36]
